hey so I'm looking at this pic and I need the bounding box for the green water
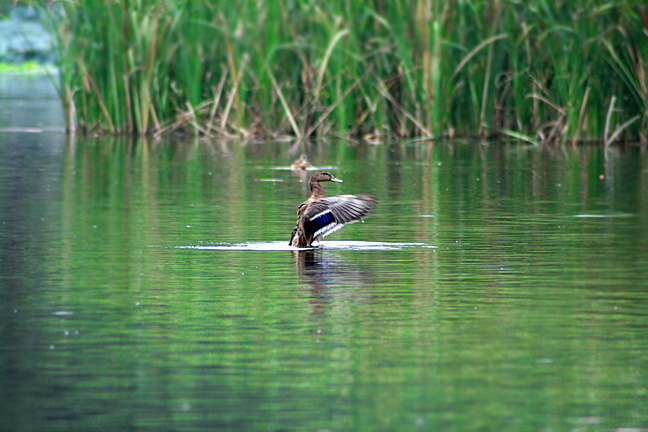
[1,132,647,431]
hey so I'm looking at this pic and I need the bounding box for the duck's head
[310,171,343,184]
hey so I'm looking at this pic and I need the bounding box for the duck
[290,154,313,170]
[289,171,375,248]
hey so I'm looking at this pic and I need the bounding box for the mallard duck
[290,154,312,170]
[289,171,375,247]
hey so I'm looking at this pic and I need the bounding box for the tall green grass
[41,0,647,143]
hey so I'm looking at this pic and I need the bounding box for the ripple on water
[574,213,635,218]
[167,241,436,251]
[262,165,337,171]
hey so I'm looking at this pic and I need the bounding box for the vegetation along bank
[41,0,648,144]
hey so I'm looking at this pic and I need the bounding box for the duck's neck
[309,180,326,199]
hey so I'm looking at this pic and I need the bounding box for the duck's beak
[331,176,343,183]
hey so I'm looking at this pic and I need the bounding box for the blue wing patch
[305,210,336,237]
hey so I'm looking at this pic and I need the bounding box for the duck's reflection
[291,165,311,184]
[292,249,369,314]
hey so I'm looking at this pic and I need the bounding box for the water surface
[1,82,647,431]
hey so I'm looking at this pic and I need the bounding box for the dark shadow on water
[293,249,368,288]
[292,249,370,315]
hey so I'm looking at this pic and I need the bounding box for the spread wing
[302,194,376,239]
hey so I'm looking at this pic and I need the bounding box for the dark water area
[1,77,648,431]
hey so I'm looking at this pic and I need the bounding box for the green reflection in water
[1,136,647,431]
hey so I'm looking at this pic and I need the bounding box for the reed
[39,0,647,143]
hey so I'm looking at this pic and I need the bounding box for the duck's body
[289,172,375,248]
[290,154,312,170]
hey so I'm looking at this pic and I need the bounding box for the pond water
[1,77,648,431]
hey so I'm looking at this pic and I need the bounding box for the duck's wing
[302,194,376,239]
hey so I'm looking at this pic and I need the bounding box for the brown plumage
[290,154,312,170]
[289,172,375,248]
